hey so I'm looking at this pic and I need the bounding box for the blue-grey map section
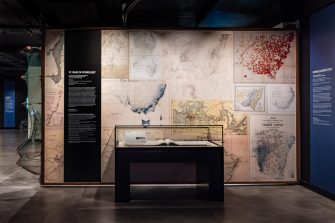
[129,83,166,114]
[273,86,295,110]
[240,88,263,110]
[133,31,157,52]
[46,32,64,84]
[224,150,241,182]
[253,129,295,179]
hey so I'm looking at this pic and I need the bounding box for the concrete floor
[1,130,335,223]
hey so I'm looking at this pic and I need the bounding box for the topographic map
[172,100,247,135]
[102,79,170,128]
[224,150,241,182]
[172,100,248,182]
[161,31,233,99]
[250,115,296,181]
[45,30,64,84]
[45,30,64,128]
[234,31,296,83]
[129,31,161,80]
[101,30,129,79]
[235,86,265,112]
[44,78,64,128]
[44,30,65,183]
[44,129,64,183]
[101,128,114,182]
[224,135,249,182]
[100,79,170,182]
[268,84,296,114]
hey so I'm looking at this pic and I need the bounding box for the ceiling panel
[0,0,325,77]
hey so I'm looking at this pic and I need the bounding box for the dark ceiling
[0,0,334,77]
[2,0,301,28]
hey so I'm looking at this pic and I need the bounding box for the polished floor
[1,130,335,223]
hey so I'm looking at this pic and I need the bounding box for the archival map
[100,79,170,182]
[172,100,247,135]
[101,30,129,79]
[101,128,114,182]
[224,135,249,182]
[249,115,296,181]
[45,30,64,84]
[43,29,297,184]
[44,78,64,128]
[234,31,296,83]
[44,129,64,183]
[44,30,65,183]
[268,84,296,114]
[102,79,170,128]
[161,31,233,99]
[45,30,64,128]
[234,86,265,112]
[129,31,161,80]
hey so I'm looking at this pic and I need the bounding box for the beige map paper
[172,100,247,135]
[44,128,64,183]
[101,30,129,79]
[234,31,296,83]
[234,85,265,112]
[249,115,296,181]
[161,31,233,99]
[224,135,249,182]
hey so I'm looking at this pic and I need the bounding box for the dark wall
[299,16,310,182]
[279,0,335,23]
[309,2,335,196]
[64,30,101,182]
[0,78,3,127]
[300,2,335,199]
[0,76,27,129]
[302,0,335,15]
[15,78,28,128]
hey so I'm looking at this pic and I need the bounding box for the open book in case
[115,125,223,148]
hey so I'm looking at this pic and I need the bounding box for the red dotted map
[234,31,296,83]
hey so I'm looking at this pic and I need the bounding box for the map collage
[44,29,297,183]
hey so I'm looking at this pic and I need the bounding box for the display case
[114,125,223,148]
[114,125,224,202]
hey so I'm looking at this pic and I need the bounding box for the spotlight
[20,45,41,53]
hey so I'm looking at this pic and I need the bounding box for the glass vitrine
[115,125,223,147]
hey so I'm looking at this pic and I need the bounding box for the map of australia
[45,31,64,84]
[268,84,296,114]
[224,150,241,182]
[250,115,296,181]
[101,80,170,128]
[101,30,129,79]
[44,30,65,183]
[45,30,64,129]
[161,31,233,99]
[235,86,265,112]
[234,31,296,83]
[172,100,247,135]
[252,129,295,180]
[129,31,161,80]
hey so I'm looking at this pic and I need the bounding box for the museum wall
[0,77,27,129]
[308,2,335,196]
[0,79,3,127]
[44,29,298,184]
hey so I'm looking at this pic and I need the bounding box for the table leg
[208,150,224,201]
[115,152,130,202]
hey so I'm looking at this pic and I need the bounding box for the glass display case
[115,125,223,148]
[114,125,224,202]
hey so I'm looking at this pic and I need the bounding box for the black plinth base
[115,147,224,202]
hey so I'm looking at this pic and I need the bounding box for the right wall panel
[309,3,335,195]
